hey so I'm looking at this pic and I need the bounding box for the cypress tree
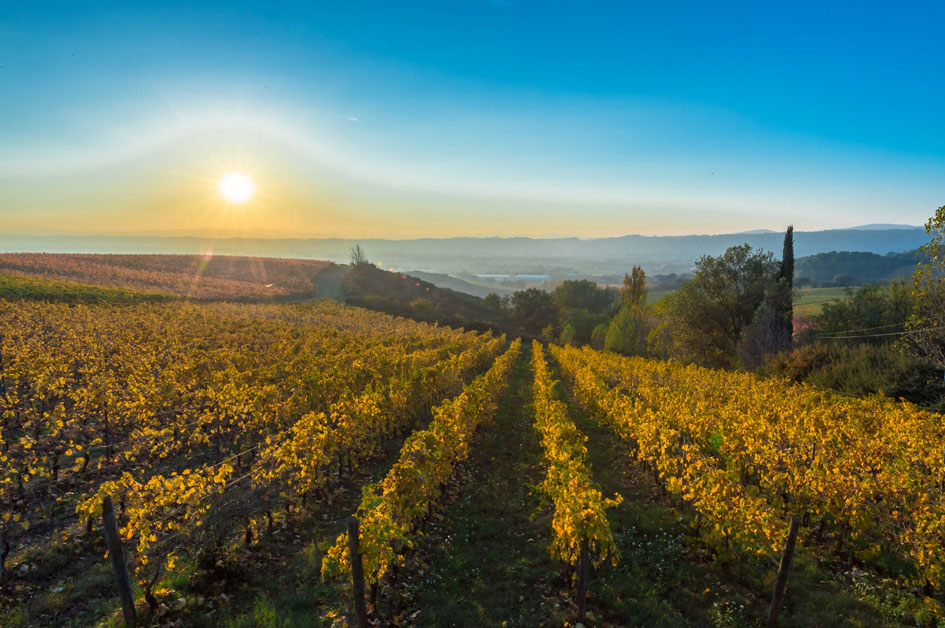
[779,225,794,287]
[777,225,794,348]
[738,226,794,365]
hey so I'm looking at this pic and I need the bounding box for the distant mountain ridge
[839,223,922,231]
[0,226,930,275]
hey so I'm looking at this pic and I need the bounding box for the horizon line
[0,224,925,242]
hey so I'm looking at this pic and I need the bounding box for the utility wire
[815,324,945,340]
[812,321,908,335]
[809,310,945,337]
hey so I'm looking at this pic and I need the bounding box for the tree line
[486,206,945,411]
[351,205,945,410]
[485,227,796,370]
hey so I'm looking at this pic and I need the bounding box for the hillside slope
[0,253,519,334]
[0,253,332,301]
[795,249,924,284]
[405,270,515,298]
[343,264,516,333]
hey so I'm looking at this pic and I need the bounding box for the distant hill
[1,227,929,276]
[0,252,518,334]
[840,224,922,231]
[406,270,515,299]
[0,253,333,301]
[794,249,925,285]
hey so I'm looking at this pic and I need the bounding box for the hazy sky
[2,1,944,238]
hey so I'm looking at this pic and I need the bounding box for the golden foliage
[531,342,619,569]
[552,343,945,584]
[322,340,521,584]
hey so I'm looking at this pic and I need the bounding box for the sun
[218,172,255,203]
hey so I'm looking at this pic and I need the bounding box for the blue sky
[1,1,943,237]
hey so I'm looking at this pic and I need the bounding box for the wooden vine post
[940,446,945,493]
[346,516,369,628]
[576,537,590,623]
[766,516,801,628]
[104,409,113,462]
[0,332,5,397]
[102,495,137,627]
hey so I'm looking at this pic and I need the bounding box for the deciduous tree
[511,288,559,335]
[621,265,647,307]
[658,244,777,367]
[349,244,369,266]
[909,204,945,367]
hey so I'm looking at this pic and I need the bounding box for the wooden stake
[346,516,369,628]
[0,333,5,397]
[102,495,137,627]
[940,447,945,493]
[576,537,590,623]
[766,516,801,628]
[104,415,113,462]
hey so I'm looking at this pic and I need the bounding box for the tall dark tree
[779,226,794,285]
[775,225,794,348]
[739,226,795,365]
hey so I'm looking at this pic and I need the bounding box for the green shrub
[604,305,648,356]
[764,342,945,409]
[559,322,577,346]
[410,297,437,320]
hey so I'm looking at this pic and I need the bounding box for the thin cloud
[346,116,360,122]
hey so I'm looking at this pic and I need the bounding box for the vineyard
[3,288,945,627]
[551,344,945,587]
[0,296,504,625]
[0,254,335,301]
[0,254,518,334]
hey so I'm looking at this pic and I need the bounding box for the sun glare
[218,172,255,203]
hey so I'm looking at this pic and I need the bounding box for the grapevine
[530,341,620,571]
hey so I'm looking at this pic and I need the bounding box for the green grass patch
[637,285,850,314]
[794,286,852,316]
[405,349,567,627]
[646,287,676,305]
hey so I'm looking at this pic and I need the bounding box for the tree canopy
[658,244,777,367]
[909,204,945,368]
[551,279,616,315]
[819,281,913,344]
[621,266,647,307]
[511,288,558,335]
